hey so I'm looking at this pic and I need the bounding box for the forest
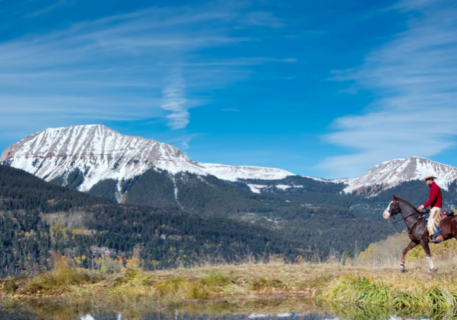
[2,164,453,277]
[0,166,305,276]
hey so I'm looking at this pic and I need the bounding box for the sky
[1,0,457,178]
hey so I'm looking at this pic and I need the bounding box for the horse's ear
[392,195,397,200]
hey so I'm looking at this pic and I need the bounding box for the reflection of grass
[0,297,329,320]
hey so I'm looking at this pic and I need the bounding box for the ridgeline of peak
[0,125,294,192]
[2,125,457,198]
[343,156,457,194]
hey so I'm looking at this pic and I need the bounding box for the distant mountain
[0,126,401,266]
[343,156,457,196]
[0,125,293,195]
[3,125,457,203]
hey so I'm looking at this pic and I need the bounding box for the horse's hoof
[427,268,438,274]
[400,263,405,272]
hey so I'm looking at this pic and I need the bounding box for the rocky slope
[0,125,293,192]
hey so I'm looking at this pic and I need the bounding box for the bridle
[388,200,425,234]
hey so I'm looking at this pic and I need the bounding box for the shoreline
[1,260,457,318]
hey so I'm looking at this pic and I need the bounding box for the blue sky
[1,0,457,178]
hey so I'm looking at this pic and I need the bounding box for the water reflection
[80,312,336,320]
[0,304,434,320]
[80,311,428,320]
[78,313,427,320]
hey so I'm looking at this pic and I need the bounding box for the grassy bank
[2,257,457,312]
[3,232,457,317]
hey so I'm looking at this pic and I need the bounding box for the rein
[389,202,425,235]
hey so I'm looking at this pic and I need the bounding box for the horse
[383,195,457,273]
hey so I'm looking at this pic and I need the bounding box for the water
[0,307,433,320]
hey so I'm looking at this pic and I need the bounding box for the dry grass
[3,236,457,318]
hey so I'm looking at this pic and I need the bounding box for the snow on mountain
[343,156,457,194]
[4,126,456,198]
[0,125,294,192]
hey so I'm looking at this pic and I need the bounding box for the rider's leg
[430,207,444,243]
[428,207,441,238]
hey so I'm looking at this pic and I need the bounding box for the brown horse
[383,195,457,272]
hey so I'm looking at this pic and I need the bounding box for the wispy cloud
[0,1,293,142]
[161,70,189,130]
[24,0,70,18]
[320,0,457,178]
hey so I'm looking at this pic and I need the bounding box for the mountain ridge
[0,124,294,192]
[344,156,457,195]
[2,125,457,199]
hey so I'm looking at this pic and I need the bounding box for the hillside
[0,166,307,277]
[3,125,457,278]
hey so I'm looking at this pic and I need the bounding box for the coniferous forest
[0,166,306,276]
[1,164,456,277]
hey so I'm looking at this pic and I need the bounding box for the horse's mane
[395,196,421,214]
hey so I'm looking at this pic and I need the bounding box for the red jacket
[423,182,442,208]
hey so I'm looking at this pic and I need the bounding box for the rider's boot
[431,235,444,243]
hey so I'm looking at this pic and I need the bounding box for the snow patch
[247,184,267,193]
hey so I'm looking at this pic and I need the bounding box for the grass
[4,237,457,318]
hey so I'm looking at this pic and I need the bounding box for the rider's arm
[423,183,439,208]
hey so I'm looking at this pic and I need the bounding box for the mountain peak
[344,156,457,194]
[1,125,294,193]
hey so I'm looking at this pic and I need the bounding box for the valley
[1,124,457,277]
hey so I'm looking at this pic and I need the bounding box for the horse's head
[383,195,401,219]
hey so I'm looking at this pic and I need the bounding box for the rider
[418,173,443,243]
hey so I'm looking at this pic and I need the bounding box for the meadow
[2,231,457,319]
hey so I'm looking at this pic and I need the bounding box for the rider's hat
[422,172,438,180]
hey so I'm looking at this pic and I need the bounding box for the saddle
[424,210,455,227]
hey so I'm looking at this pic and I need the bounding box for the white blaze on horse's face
[383,201,392,219]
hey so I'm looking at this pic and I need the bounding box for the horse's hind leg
[400,241,418,272]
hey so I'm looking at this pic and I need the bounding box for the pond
[0,301,436,320]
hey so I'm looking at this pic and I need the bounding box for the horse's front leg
[400,241,418,272]
[420,241,436,273]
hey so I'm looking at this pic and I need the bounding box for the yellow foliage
[95,255,125,273]
[50,221,92,243]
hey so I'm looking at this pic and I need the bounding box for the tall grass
[322,274,457,315]
[22,252,96,294]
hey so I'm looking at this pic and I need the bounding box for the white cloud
[160,70,189,130]
[320,0,457,178]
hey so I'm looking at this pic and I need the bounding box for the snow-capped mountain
[0,125,293,192]
[343,156,457,194]
[2,125,457,200]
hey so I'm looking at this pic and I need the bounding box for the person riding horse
[417,173,443,243]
